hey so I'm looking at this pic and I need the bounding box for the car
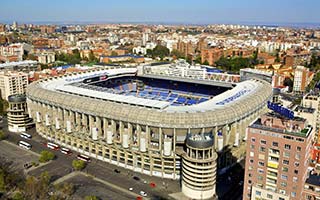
[23,162,32,169]
[139,191,147,197]
[128,187,133,191]
[133,176,140,181]
[114,169,121,173]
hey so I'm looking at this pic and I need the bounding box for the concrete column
[119,121,124,143]
[82,113,88,133]
[63,109,69,128]
[96,117,102,138]
[128,123,133,146]
[159,127,162,151]
[75,112,81,132]
[103,118,108,140]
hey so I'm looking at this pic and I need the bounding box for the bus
[60,148,72,155]
[19,141,32,150]
[77,154,91,162]
[20,132,32,139]
[47,142,59,150]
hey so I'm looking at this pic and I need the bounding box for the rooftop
[250,114,311,138]
[306,174,320,186]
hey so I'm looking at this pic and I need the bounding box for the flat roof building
[243,112,314,200]
[0,71,28,100]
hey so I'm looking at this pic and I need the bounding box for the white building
[38,52,56,64]
[0,71,28,100]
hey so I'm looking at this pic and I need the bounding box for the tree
[0,131,6,141]
[12,192,24,200]
[85,195,99,200]
[56,183,74,198]
[24,176,37,200]
[149,45,170,59]
[39,151,55,163]
[170,49,184,59]
[0,98,9,116]
[38,172,51,200]
[88,50,98,63]
[202,60,209,65]
[72,160,86,171]
[194,55,202,64]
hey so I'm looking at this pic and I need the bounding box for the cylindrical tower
[7,94,33,132]
[182,133,217,200]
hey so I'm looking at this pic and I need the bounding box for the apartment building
[0,71,28,100]
[293,66,313,93]
[243,112,314,200]
[302,93,320,129]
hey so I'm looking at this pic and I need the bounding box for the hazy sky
[0,0,319,24]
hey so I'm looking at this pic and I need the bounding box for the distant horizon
[1,0,319,28]
[1,20,320,29]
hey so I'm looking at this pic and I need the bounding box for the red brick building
[243,112,314,200]
[201,48,223,65]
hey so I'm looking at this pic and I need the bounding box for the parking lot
[0,140,39,171]
[63,173,134,200]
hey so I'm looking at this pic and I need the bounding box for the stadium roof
[0,60,38,69]
[27,68,272,129]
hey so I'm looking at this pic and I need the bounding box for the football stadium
[26,63,272,199]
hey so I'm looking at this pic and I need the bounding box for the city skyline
[0,0,319,25]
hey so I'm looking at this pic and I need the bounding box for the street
[0,117,179,200]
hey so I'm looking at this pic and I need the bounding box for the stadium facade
[26,62,272,199]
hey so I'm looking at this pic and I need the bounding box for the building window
[257,175,263,181]
[249,173,252,177]
[283,151,290,157]
[258,161,265,167]
[251,137,256,142]
[284,144,291,150]
[282,167,288,172]
[293,177,298,182]
[279,198,285,200]
[294,170,299,174]
[250,152,254,157]
[281,182,287,187]
[256,190,261,196]
[294,162,299,167]
[258,168,264,174]
[291,192,296,197]
[295,154,301,160]
[261,140,267,145]
[283,160,289,165]
[259,146,266,152]
[272,142,278,147]
[250,159,254,164]
[281,174,288,180]
[250,144,255,149]
[297,146,301,151]
[267,194,273,199]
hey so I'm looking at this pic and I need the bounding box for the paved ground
[0,118,179,199]
[63,173,134,200]
[0,140,39,171]
[0,117,245,200]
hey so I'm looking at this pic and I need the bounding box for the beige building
[38,52,56,64]
[302,93,320,129]
[26,67,272,199]
[0,71,28,100]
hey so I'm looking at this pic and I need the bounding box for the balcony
[267,161,279,169]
